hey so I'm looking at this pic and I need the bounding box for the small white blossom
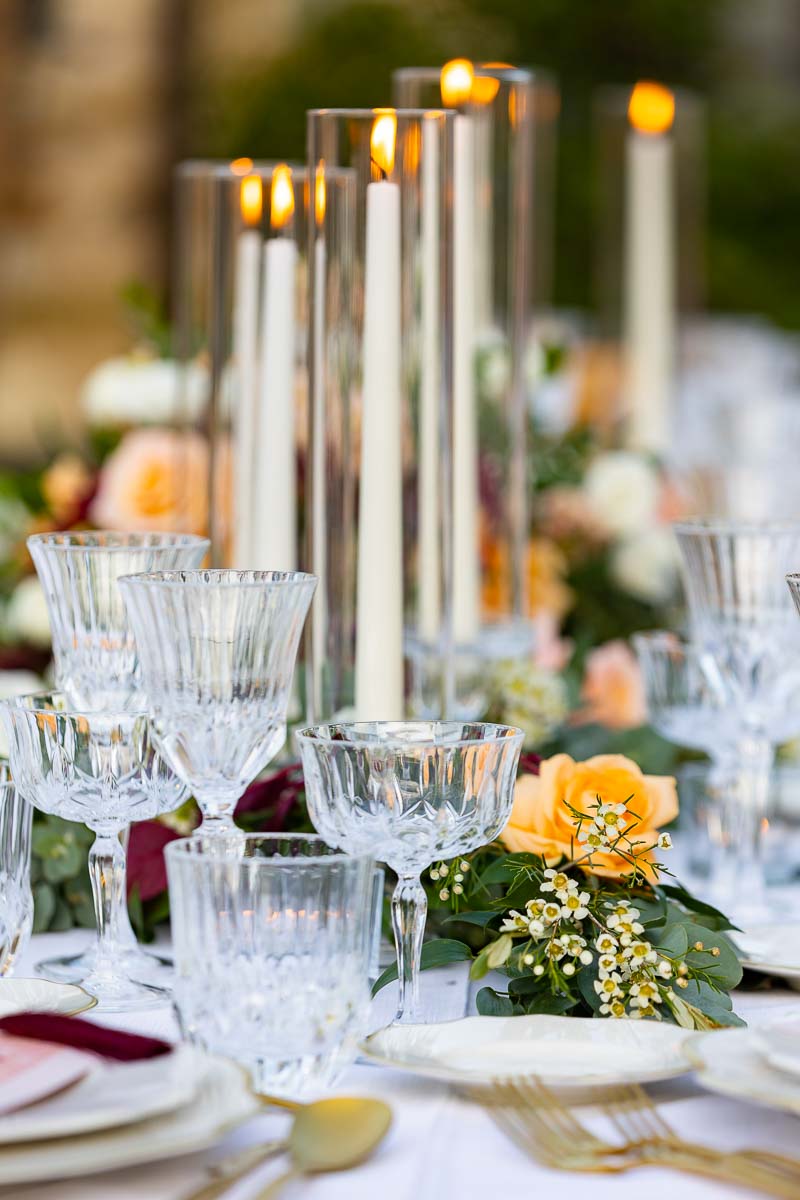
[579,950,593,966]
[594,974,623,999]
[560,890,590,920]
[542,902,562,924]
[598,953,617,973]
[657,832,673,850]
[577,827,610,850]
[595,933,618,955]
[439,888,450,901]
[625,940,658,965]
[600,998,627,1018]
[563,962,575,977]
[541,869,571,894]
[533,964,545,976]
[657,960,672,978]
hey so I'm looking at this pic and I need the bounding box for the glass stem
[391,874,427,1024]
[194,790,240,834]
[87,827,129,976]
[734,733,773,908]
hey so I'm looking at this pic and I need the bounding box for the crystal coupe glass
[674,519,800,920]
[119,571,316,834]
[0,765,33,976]
[0,694,188,1010]
[27,530,208,987]
[166,834,374,1097]
[296,721,523,1023]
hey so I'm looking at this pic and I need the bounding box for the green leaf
[49,896,75,932]
[658,884,738,931]
[521,991,580,1016]
[674,980,746,1028]
[625,895,667,927]
[577,963,602,1012]
[655,923,689,958]
[32,882,56,932]
[440,910,499,929]
[476,987,516,1016]
[682,923,743,990]
[371,938,472,997]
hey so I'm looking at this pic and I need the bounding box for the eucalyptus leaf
[658,883,738,931]
[682,923,743,989]
[676,979,745,1027]
[655,923,689,958]
[32,882,56,932]
[577,963,602,1012]
[521,991,579,1016]
[49,896,74,932]
[371,938,472,997]
[476,987,516,1016]
[441,910,499,929]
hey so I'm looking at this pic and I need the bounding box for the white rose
[5,577,52,648]
[475,329,511,403]
[81,355,208,427]
[611,528,681,605]
[0,670,44,759]
[583,451,660,537]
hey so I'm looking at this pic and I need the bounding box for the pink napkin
[0,1013,172,1062]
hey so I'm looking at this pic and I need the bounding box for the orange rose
[501,752,678,879]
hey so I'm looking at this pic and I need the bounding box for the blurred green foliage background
[190,0,800,327]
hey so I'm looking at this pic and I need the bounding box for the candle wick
[370,155,388,182]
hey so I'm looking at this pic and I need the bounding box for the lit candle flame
[230,156,254,176]
[270,164,295,229]
[628,81,675,136]
[370,110,397,179]
[441,58,474,108]
[239,174,263,227]
[471,62,512,106]
[315,160,326,225]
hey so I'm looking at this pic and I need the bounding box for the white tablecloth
[5,929,800,1200]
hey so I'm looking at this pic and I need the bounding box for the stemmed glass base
[391,875,427,1023]
[36,944,173,991]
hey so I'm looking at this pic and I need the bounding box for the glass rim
[165,832,372,869]
[631,630,686,648]
[117,568,317,591]
[786,573,800,586]
[308,106,453,121]
[392,64,543,86]
[0,690,148,721]
[295,720,525,750]
[672,518,800,536]
[27,531,210,554]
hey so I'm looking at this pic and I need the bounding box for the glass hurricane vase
[0,765,33,976]
[296,720,522,1023]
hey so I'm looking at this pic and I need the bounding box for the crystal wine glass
[674,519,800,920]
[27,530,208,986]
[119,570,316,834]
[0,693,188,1010]
[632,630,743,898]
[0,765,33,976]
[29,531,210,711]
[296,721,523,1023]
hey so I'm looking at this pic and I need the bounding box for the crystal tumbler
[296,720,523,1023]
[166,834,374,1097]
[28,531,209,711]
[0,765,33,976]
[119,570,316,834]
[1,693,188,1010]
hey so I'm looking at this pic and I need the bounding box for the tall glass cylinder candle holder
[394,65,556,716]
[173,160,310,573]
[305,108,454,723]
[593,84,706,456]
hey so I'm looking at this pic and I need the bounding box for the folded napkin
[0,1014,172,1061]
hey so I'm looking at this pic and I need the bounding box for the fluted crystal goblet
[674,519,800,920]
[119,570,316,834]
[296,721,523,1024]
[29,531,209,711]
[27,530,208,987]
[0,693,188,1010]
[0,765,33,976]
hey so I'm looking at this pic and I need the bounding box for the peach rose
[90,428,212,535]
[575,640,646,730]
[501,752,678,878]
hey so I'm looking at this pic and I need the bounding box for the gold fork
[475,1078,800,1197]
[598,1080,800,1180]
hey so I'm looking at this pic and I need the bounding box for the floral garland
[415,753,742,1029]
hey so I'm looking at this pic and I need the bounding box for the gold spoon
[256,1096,392,1198]
[184,1096,392,1200]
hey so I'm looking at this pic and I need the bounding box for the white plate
[753,1017,800,1081]
[362,1015,692,1087]
[687,1028,800,1116]
[0,978,96,1018]
[732,924,800,988]
[0,1043,208,1144]
[0,1053,260,1185]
